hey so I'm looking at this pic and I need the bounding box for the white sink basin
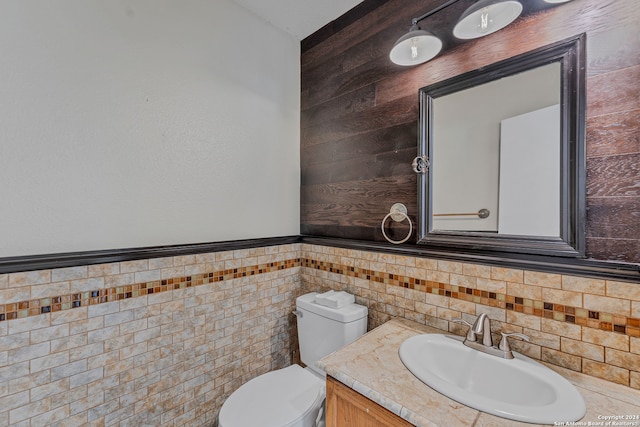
[399,334,586,424]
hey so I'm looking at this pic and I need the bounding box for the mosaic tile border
[2,257,638,340]
[303,259,640,338]
[0,259,301,322]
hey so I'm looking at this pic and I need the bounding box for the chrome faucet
[452,313,529,359]
[471,312,493,346]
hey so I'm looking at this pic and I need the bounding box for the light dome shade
[389,27,443,66]
[453,0,523,40]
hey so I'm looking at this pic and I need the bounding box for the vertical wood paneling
[300,0,640,264]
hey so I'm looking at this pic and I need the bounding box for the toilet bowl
[218,291,368,427]
[218,364,325,427]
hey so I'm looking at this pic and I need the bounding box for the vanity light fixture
[452,0,523,40]
[390,0,523,65]
[391,0,574,66]
[388,23,442,66]
[389,0,458,66]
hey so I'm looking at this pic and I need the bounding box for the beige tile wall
[0,245,301,427]
[1,241,639,426]
[300,244,640,390]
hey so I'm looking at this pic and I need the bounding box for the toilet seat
[219,364,325,427]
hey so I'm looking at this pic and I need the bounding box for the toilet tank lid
[297,292,367,323]
[315,290,354,308]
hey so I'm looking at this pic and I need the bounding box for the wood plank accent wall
[300,0,640,264]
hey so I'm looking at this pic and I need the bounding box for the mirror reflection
[431,63,561,237]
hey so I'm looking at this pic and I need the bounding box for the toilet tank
[296,292,368,376]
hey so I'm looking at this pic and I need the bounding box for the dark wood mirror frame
[417,34,586,258]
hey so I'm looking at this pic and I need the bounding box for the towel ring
[381,203,413,244]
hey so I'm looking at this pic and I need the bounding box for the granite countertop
[318,318,640,427]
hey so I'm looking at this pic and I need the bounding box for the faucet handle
[452,318,472,327]
[452,318,476,341]
[499,332,530,353]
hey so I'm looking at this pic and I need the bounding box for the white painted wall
[0,0,300,257]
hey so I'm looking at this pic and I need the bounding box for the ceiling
[231,0,366,40]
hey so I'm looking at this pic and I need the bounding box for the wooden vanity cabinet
[326,376,414,427]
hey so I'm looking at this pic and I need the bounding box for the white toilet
[218,291,368,427]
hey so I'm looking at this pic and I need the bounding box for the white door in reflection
[499,104,560,236]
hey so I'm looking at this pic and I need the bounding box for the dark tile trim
[3,234,638,281]
[0,236,301,274]
[301,236,640,283]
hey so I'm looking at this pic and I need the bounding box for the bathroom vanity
[325,376,412,427]
[320,318,640,427]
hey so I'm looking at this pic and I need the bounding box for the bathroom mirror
[416,35,586,257]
